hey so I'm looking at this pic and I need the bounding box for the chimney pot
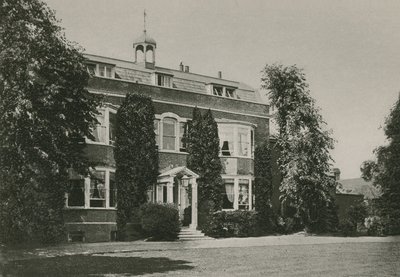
[179,62,184,71]
[218,71,222,78]
[184,65,189,72]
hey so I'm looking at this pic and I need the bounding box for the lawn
[3,240,400,276]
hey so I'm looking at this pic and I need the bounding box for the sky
[43,0,400,179]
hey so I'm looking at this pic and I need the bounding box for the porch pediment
[158,166,199,179]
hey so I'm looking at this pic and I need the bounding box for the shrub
[140,203,180,241]
[339,202,368,236]
[204,210,272,238]
[364,216,384,236]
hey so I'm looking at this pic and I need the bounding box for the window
[238,179,250,210]
[90,170,106,208]
[156,74,172,87]
[213,86,223,96]
[219,125,234,156]
[179,122,187,152]
[156,113,187,153]
[90,107,116,145]
[162,118,176,150]
[225,88,235,98]
[222,177,253,210]
[87,64,96,75]
[154,119,160,146]
[222,179,235,209]
[98,64,113,78]
[66,168,116,209]
[109,171,117,207]
[109,112,116,145]
[218,124,254,158]
[238,127,249,157]
[67,179,85,207]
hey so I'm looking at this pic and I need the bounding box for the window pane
[222,179,235,209]
[106,66,112,78]
[109,172,116,207]
[92,111,106,143]
[109,111,116,145]
[90,171,106,207]
[99,65,105,77]
[238,127,249,156]
[225,88,235,98]
[179,122,186,152]
[219,125,234,156]
[87,64,96,75]
[163,118,176,150]
[157,74,162,86]
[67,179,85,207]
[154,120,160,146]
[238,179,249,210]
[163,137,176,150]
[213,86,223,96]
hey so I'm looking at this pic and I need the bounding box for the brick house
[64,30,270,242]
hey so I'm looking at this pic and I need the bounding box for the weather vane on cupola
[143,9,147,33]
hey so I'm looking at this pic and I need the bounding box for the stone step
[178,228,214,241]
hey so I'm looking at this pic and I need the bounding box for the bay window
[66,168,116,209]
[221,177,253,210]
[218,124,254,158]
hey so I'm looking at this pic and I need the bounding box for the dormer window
[86,63,115,78]
[209,84,237,99]
[156,73,172,87]
[225,88,235,98]
[213,86,223,96]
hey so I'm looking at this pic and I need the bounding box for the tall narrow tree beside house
[187,108,223,227]
[361,94,400,235]
[0,0,99,243]
[114,91,159,240]
[261,64,337,232]
[254,140,275,232]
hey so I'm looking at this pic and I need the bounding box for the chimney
[218,71,222,78]
[179,62,184,71]
[184,65,189,73]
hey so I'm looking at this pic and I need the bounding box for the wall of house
[64,209,117,242]
[64,77,270,242]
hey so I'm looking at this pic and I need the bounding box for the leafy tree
[254,140,275,232]
[187,108,223,227]
[114,91,158,240]
[261,64,336,232]
[0,0,99,243]
[361,94,400,235]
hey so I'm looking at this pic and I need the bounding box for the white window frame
[87,63,115,78]
[155,113,188,154]
[87,106,117,146]
[218,123,254,158]
[208,84,237,99]
[65,167,116,210]
[221,175,253,211]
[154,73,173,88]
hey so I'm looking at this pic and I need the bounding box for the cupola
[133,11,156,69]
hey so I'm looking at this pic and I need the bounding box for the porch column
[190,179,198,230]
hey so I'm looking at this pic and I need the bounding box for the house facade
[64,30,270,242]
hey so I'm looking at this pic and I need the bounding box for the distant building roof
[337,178,382,199]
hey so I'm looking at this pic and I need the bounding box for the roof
[159,166,199,178]
[337,178,382,199]
[133,31,157,45]
[83,53,265,104]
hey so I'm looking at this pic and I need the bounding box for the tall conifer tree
[114,91,158,239]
